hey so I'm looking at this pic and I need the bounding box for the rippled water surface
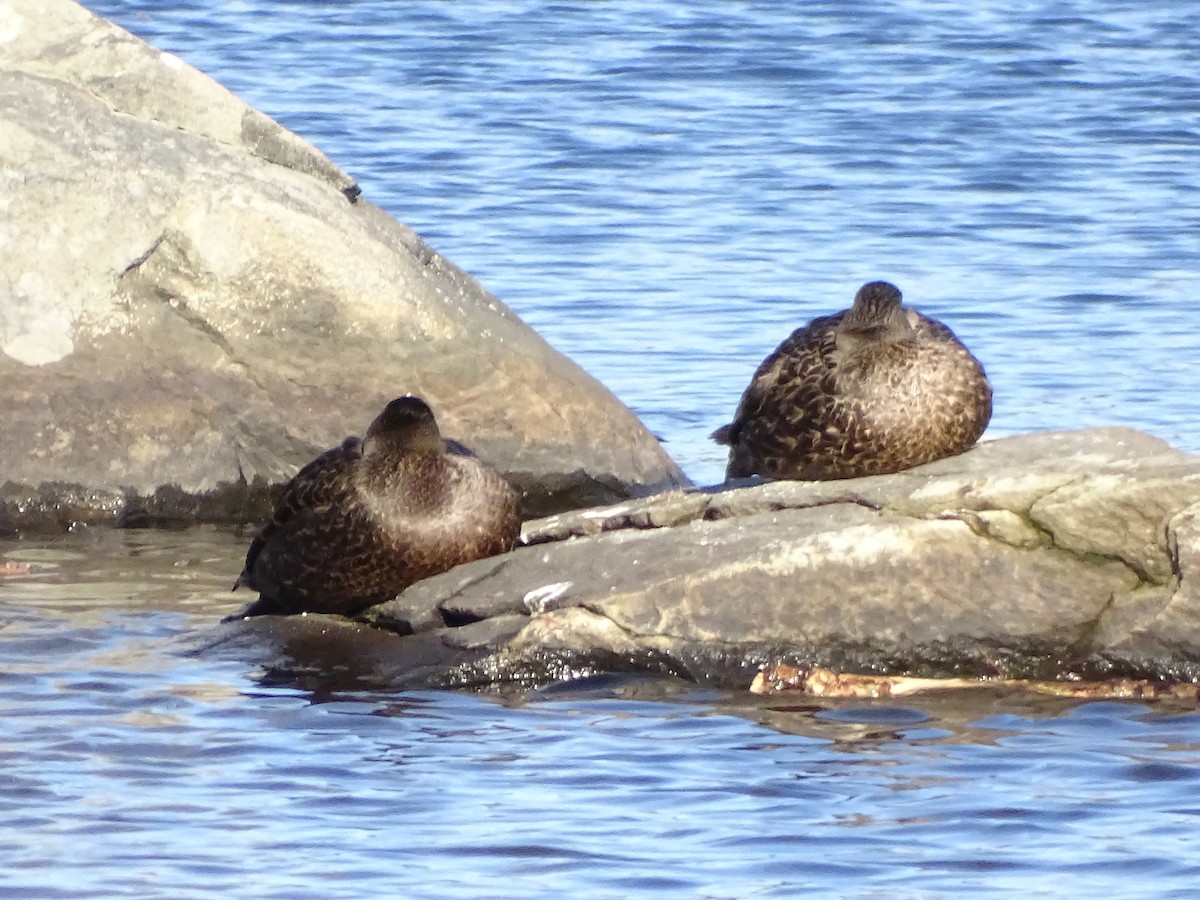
[4,530,1200,899]
[8,1,1200,896]
[82,0,1200,487]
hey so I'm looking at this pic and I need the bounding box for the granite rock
[209,429,1200,690]
[0,0,686,533]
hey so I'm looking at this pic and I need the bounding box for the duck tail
[710,423,733,445]
[221,594,280,622]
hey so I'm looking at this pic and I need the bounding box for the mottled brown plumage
[228,396,520,619]
[712,281,992,481]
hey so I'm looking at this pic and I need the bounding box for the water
[74,0,1200,488]
[5,533,1200,898]
[5,1,1200,895]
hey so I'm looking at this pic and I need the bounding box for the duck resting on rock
[711,280,992,481]
[227,395,521,619]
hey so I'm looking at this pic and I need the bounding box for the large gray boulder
[208,428,1200,690]
[0,0,685,532]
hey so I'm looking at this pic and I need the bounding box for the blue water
[4,1,1200,896]
[82,0,1200,488]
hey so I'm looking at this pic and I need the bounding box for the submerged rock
[0,0,685,534]
[207,428,1200,691]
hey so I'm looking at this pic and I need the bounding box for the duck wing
[233,437,363,591]
[717,312,844,447]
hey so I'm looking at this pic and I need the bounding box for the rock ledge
[209,428,1200,691]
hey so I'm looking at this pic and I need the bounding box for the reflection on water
[2,529,1200,897]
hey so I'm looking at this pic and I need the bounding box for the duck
[227,395,521,619]
[711,280,992,481]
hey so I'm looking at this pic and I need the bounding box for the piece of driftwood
[749,663,1200,702]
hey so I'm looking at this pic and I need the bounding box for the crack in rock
[120,234,166,275]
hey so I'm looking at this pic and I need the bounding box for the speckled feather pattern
[232,403,520,617]
[715,290,992,481]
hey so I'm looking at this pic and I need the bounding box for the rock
[212,428,1200,691]
[0,0,686,534]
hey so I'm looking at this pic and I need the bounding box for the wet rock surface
[207,428,1200,691]
[0,0,685,534]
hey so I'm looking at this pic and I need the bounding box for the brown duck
[712,281,992,481]
[228,395,520,619]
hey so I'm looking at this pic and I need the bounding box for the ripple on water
[74,0,1200,487]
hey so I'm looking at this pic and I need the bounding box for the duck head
[841,281,914,341]
[364,395,443,456]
